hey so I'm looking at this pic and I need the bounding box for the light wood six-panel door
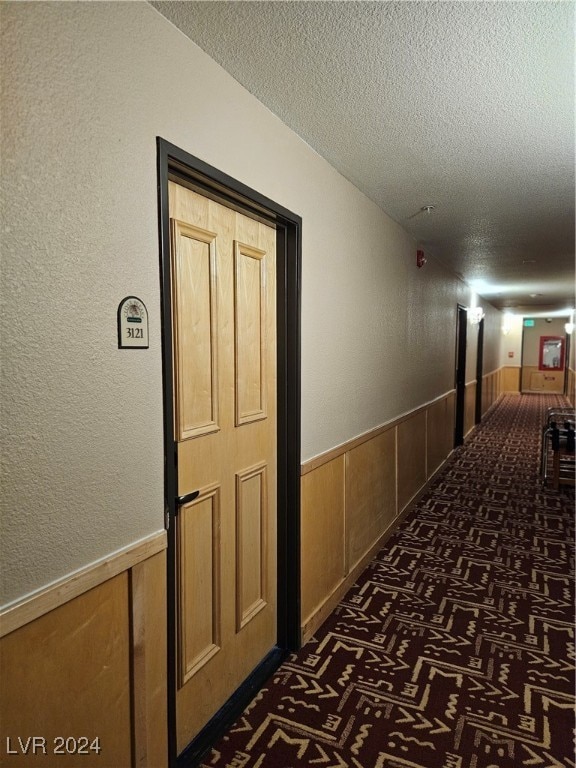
[169,182,277,753]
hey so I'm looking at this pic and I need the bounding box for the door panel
[169,182,277,752]
[234,242,267,424]
[236,463,268,630]
[171,220,219,439]
[177,489,221,687]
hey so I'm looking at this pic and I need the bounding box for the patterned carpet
[202,394,575,768]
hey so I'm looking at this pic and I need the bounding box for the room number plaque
[117,296,149,349]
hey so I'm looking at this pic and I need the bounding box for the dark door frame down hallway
[454,304,468,446]
[196,393,575,768]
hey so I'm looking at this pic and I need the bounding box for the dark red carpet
[202,394,575,768]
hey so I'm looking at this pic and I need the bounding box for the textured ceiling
[151,0,575,315]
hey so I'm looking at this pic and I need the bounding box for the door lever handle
[176,490,200,506]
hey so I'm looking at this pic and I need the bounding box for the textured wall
[484,307,503,374]
[1,2,168,607]
[1,1,498,605]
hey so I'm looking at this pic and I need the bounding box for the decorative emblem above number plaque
[117,296,149,349]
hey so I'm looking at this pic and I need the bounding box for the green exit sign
[524,319,535,327]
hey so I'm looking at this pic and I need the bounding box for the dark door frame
[474,317,485,424]
[454,304,468,446]
[157,138,302,767]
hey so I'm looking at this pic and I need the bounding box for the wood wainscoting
[481,369,501,419]
[300,370,504,643]
[521,365,566,394]
[501,365,521,393]
[0,534,167,768]
[568,367,575,406]
[300,391,456,643]
[464,381,477,439]
[0,369,510,759]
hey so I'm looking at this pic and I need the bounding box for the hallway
[200,394,575,768]
[1,6,574,767]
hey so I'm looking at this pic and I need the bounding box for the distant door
[475,317,484,424]
[520,322,567,393]
[169,181,278,753]
[455,305,467,446]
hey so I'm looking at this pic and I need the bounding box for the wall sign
[117,296,149,349]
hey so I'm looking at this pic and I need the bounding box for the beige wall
[1,1,502,607]
[499,314,523,368]
[481,304,504,375]
[498,314,523,393]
